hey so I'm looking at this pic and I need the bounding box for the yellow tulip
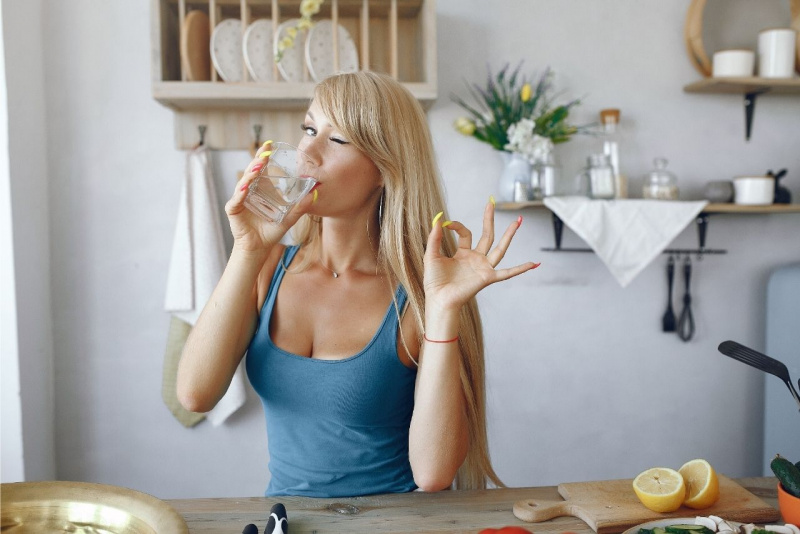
[521,83,532,102]
[454,117,476,136]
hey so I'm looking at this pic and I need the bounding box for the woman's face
[298,99,383,218]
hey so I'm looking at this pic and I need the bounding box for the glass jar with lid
[576,154,615,199]
[643,157,679,200]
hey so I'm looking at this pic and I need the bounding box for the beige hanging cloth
[162,145,247,427]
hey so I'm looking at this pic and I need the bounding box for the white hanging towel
[543,197,708,288]
[164,145,247,426]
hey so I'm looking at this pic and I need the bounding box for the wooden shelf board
[497,201,800,215]
[152,81,437,111]
[683,77,800,95]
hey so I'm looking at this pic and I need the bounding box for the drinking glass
[244,142,319,224]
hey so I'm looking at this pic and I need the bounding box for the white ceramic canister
[733,176,775,205]
[758,28,797,78]
[712,49,755,77]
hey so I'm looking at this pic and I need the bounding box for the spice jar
[643,158,679,200]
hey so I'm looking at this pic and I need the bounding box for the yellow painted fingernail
[259,150,272,159]
[312,189,318,203]
[262,139,273,148]
[489,195,496,206]
[431,211,443,229]
[442,220,453,228]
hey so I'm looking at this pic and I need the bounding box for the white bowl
[733,176,775,205]
[712,49,755,77]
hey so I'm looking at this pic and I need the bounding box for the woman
[177,71,539,497]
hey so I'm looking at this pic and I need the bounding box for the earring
[378,188,385,226]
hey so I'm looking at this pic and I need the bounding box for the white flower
[504,119,553,163]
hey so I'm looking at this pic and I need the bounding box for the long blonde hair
[292,71,502,490]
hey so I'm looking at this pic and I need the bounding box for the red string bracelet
[423,333,459,344]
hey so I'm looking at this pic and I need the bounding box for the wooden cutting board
[513,475,780,534]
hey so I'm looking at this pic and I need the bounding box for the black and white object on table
[242,524,258,534]
[265,502,288,534]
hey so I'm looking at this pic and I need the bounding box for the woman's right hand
[225,142,316,255]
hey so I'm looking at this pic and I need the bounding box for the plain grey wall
[4,0,799,497]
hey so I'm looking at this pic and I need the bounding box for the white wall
[1,0,55,482]
[4,0,798,497]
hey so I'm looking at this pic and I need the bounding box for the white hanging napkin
[164,145,246,426]
[543,197,709,287]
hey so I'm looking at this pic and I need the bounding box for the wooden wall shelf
[683,77,800,95]
[151,0,437,149]
[497,201,800,215]
[497,201,800,253]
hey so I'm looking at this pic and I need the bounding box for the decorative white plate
[274,19,307,82]
[243,19,274,82]
[621,518,744,534]
[305,20,359,82]
[211,18,243,82]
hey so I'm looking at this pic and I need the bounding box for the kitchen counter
[167,477,779,534]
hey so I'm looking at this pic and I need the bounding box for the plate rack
[151,0,437,149]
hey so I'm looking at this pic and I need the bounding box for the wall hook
[198,125,207,146]
[253,124,262,146]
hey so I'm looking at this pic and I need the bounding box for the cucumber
[770,453,800,498]
[638,529,654,534]
[653,527,667,534]
[666,526,714,534]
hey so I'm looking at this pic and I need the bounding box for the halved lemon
[633,467,687,512]
[679,458,720,509]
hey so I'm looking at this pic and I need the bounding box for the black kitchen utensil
[718,340,800,411]
[266,503,288,534]
[662,256,677,332]
[772,168,791,204]
[677,256,695,342]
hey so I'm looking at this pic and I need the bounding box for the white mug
[758,28,797,78]
[712,50,755,77]
[733,176,775,206]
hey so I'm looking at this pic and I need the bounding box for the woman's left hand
[423,200,539,311]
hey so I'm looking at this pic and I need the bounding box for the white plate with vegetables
[623,517,799,534]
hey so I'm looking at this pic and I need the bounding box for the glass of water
[244,142,320,224]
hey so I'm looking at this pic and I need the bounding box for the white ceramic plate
[243,19,274,82]
[621,518,744,534]
[211,18,243,82]
[305,20,359,82]
[274,19,307,82]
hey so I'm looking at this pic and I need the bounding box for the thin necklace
[317,253,340,278]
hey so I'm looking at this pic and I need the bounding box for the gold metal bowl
[1,481,188,533]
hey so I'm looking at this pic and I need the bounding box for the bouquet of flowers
[452,63,586,162]
[275,0,324,62]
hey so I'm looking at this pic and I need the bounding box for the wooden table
[167,477,779,534]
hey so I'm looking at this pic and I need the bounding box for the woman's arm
[408,305,469,492]
[176,246,274,413]
[409,201,538,491]
[177,142,314,413]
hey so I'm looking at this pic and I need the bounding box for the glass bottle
[643,157,679,200]
[599,108,628,198]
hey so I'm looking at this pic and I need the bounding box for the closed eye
[301,123,349,145]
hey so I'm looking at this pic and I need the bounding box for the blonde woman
[177,71,539,497]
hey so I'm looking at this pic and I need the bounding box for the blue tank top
[246,245,418,497]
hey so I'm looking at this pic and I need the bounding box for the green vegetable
[665,526,714,534]
[770,453,800,498]
[638,529,654,534]
[752,529,782,534]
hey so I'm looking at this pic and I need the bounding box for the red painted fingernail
[517,215,523,227]
[251,163,263,172]
[532,262,541,269]
[240,184,249,191]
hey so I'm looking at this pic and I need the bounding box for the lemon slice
[679,459,720,509]
[633,467,687,512]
